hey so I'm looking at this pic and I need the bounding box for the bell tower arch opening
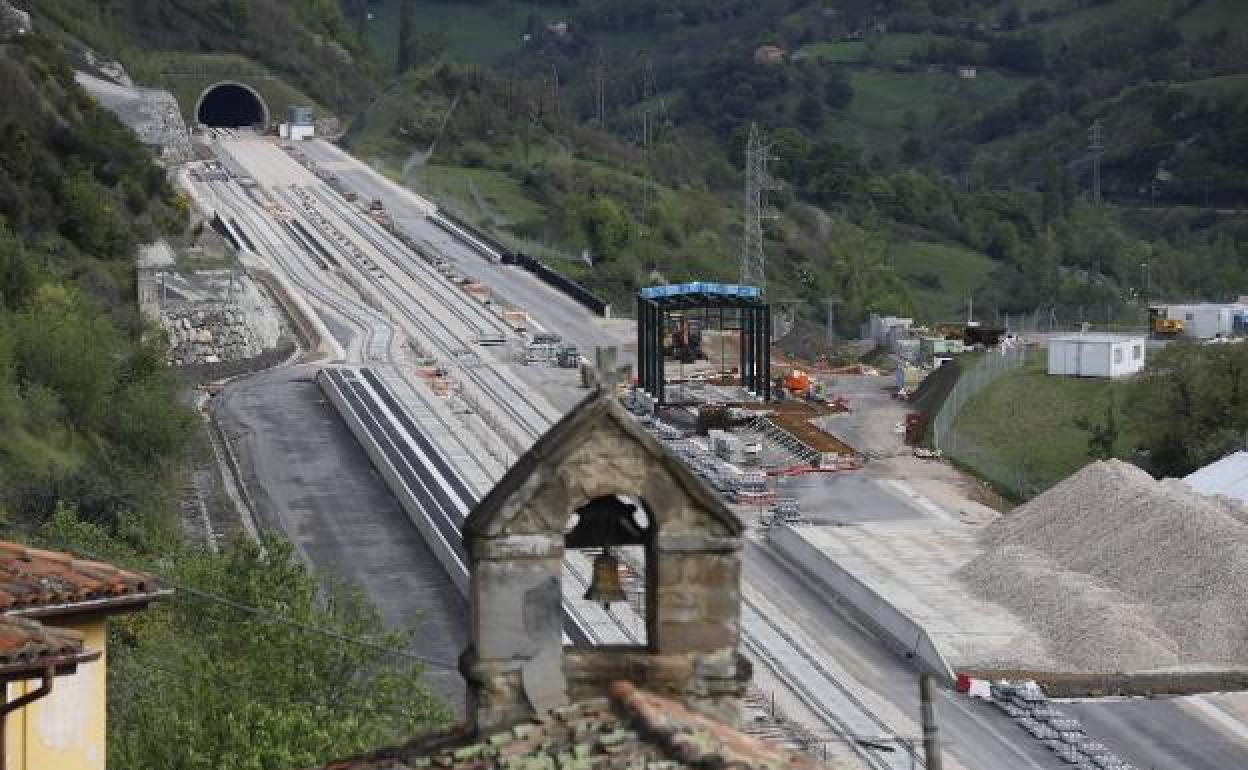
[461,384,749,733]
[564,494,654,648]
[195,81,269,128]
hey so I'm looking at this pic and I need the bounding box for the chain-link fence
[931,346,1036,499]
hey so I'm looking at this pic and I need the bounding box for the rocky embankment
[162,303,269,365]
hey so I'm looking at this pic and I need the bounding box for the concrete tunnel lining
[195,81,270,128]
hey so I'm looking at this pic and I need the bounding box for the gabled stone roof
[463,386,740,540]
[310,682,822,770]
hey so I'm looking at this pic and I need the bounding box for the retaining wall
[768,524,955,684]
[315,369,469,596]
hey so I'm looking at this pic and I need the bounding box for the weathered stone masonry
[460,388,751,733]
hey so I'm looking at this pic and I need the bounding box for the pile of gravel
[958,459,1248,672]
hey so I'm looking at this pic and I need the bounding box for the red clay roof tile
[0,615,98,674]
[0,541,163,615]
[302,683,829,770]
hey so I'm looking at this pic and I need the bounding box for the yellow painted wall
[4,616,107,770]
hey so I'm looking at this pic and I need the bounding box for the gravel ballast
[958,459,1248,672]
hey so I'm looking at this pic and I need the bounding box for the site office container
[1047,335,1146,378]
[1160,304,1238,338]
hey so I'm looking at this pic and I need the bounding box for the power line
[41,540,460,669]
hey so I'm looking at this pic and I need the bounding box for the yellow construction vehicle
[1149,307,1184,336]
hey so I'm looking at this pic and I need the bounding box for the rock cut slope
[959,460,1248,672]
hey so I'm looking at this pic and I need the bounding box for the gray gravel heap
[958,459,1248,672]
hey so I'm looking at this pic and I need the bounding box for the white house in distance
[1047,333,1147,379]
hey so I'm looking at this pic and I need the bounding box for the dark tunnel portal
[197,83,266,128]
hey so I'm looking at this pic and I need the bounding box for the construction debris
[959,460,1248,672]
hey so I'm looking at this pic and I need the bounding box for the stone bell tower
[459,385,750,732]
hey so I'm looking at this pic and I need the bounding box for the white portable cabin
[1156,303,1242,339]
[1047,334,1146,379]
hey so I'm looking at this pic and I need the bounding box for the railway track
[277,185,554,443]
[742,595,924,770]
[211,181,393,363]
[323,368,601,646]
[212,167,911,769]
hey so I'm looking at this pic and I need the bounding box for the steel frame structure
[636,283,771,406]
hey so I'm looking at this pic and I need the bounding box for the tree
[769,127,813,181]
[582,196,632,263]
[823,68,853,110]
[1127,342,1248,476]
[1075,394,1121,460]
[989,33,1046,74]
[398,0,417,73]
[106,533,451,770]
[899,135,923,165]
[796,93,825,132]
[0,221,36,310]
[14,284,122,432]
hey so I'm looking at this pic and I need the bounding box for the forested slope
[0,19,448,768]
[26,0,381,114]
[0,31,191,533]
[352,0,1248,329]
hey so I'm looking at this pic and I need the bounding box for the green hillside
[26,0,381,114]
[346,0,1247,334]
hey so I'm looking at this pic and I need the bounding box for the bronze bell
[584,548,627,608]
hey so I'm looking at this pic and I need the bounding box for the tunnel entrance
[196,82,269,128]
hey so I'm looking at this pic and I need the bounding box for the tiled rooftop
[0,541,165,615]
[311,682,823,770]
[0,615,97,674]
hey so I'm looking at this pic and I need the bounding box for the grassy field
[825,69,1032,150]
[1175,0,1248,38]
[889,240,994,322]
[1034,0,1173,38]
[406,164,546,226]
[797,34,971,65]
[795,40,866,63]
[951,353,1134,497]
[1174,73,1248,100]
[365,0,546,67]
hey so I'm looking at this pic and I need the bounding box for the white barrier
[316,369,469,595]
[768,524,955,684]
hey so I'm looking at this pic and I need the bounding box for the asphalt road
[745,539,1064,770]
[1064,695,1248,770]
[212,364,468,706]
[776,473,936,524]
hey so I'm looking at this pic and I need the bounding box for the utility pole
[355,0,368,45]
[741,123,769,293]
[397,0,416,73]
[1089,120,1104,206]
[920,674,944,770]
[825,297,841,348]
[550,62,560,119]
[594,47,607,128]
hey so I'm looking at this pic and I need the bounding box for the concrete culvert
[196,82,268,128]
